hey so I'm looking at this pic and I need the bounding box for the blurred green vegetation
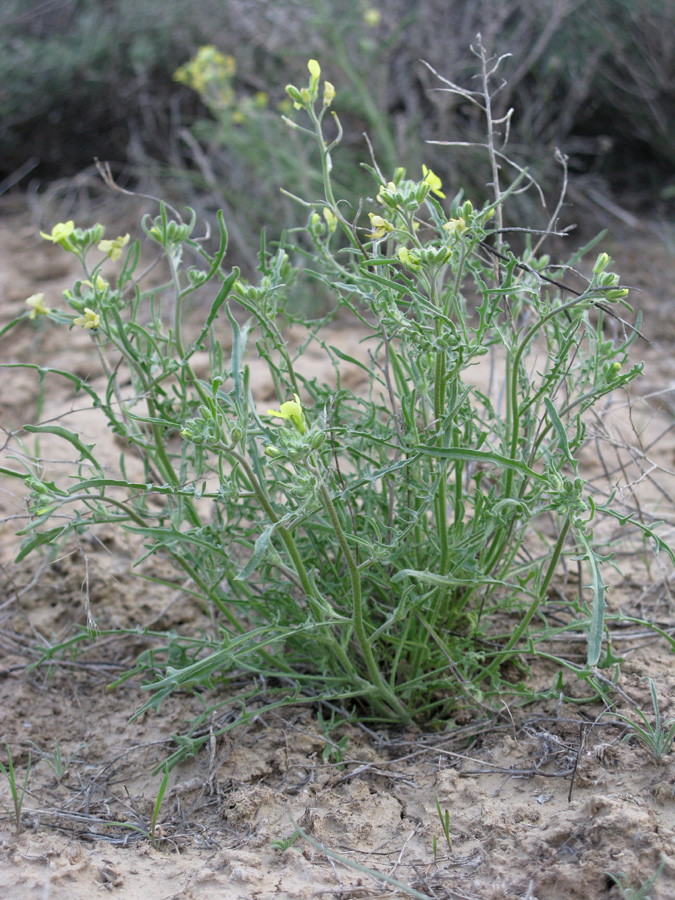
[2,0,674,267]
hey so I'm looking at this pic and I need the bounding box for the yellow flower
[267,393,307,434]
[98,234,130,261]
[83,275,110,294]
[40,221,75,248]
[73,308,100,330]
[323,81,336,107]
[443,217,467,237]
[369,213,394,239]
[397,247,421,271]
[25,293,50,319]
[307,59,321,79]
[422,165,445,199]
[323,208,338,232]
[363,8,382,27]
[174,46,235,92]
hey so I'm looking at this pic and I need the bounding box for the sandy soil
[1,199,675,900]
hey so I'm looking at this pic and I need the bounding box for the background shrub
[3,0,674,264]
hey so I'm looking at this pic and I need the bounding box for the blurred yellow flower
[369,213,394,239]
[25,293,50,318]
[422,165,445,199]
[83,275,110,293]
[267,393,307,434]
[98,234,130,261]
[443,217,467,237]
[40,221,75,247]
[323,208,338,232]
[73,308,100,330]
[308,59,321,79]
[174,46,236,93]
[363,8,382,27]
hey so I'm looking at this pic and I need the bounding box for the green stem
[480,513,572,681]
[226,449,361,683]
[503,293,593,502]
[316,479,411,723]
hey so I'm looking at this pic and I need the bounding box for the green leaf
[0,363,96,400]
[194,267,239,348]
[575,527,607,666]
[416,445,544,480]
[15,527,66,563]
[0,315,27,339]
[23,424,103,473]
[597,507,675,567]
[235,523,277,581]
[0,467,28,481]
[226,304,246,403]
[328,345,372,374]
[392,568,506,587]
[544,397,576,470]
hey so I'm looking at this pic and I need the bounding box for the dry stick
[477,238,648,341]
[567,722,588,803]
[476,36,507,256]
[531,148,570,260]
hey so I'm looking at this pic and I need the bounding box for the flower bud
[593,252,610,275]
[605,288,630,301]
[285,84,304,104]
[323,81,336,107]
[415,182,431,203]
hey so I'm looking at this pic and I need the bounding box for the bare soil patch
[1,202,675,899]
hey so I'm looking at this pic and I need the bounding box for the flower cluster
[174,45,236,105]
[285,59,336,112]
[40,221,130,263]
[310,208,338,236]
[174,46,274,124]
[267,394,307,435]
[264,395,326,463]
[592,252,630,302]
[30,222,129,329]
